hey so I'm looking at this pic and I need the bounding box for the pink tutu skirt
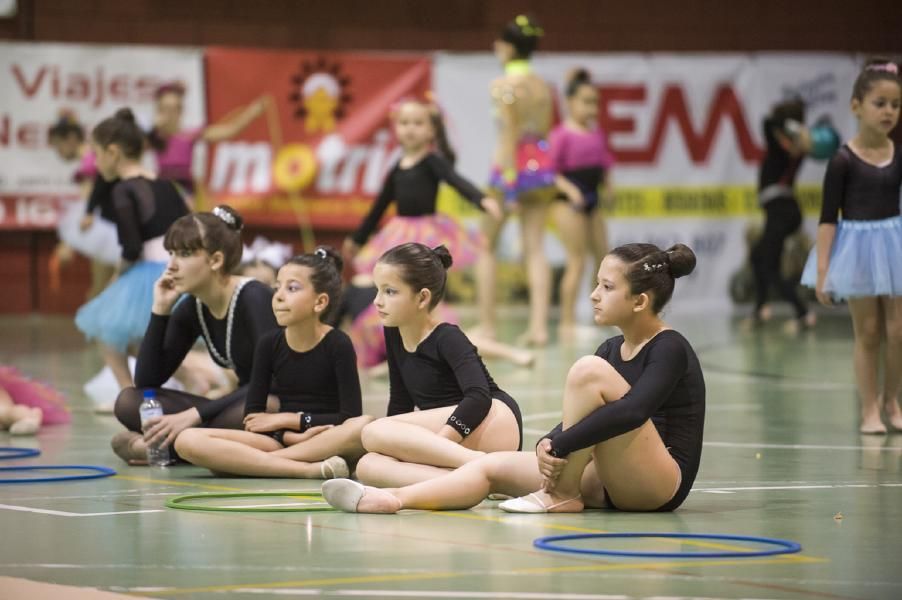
[0,366,71,425]
[353,215,483,276]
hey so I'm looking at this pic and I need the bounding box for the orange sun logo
[289,57,353,135]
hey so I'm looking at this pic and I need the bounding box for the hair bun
[114,107,136,123]
[664,244,696,279]
[432,245,454,270]
[314,245,344,273]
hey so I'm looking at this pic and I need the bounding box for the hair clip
[866,62,899,75]
[212,206,237,228]
[314,247,328,260]
[643,262,666,272]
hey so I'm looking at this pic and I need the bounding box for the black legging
[114,385,247,433]
[750,196,807,319]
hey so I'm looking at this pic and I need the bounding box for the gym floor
[1,310,900,600]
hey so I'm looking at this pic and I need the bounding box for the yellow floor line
[112,475,247,492]
[140,555,825,596]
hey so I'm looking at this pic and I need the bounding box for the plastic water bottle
[139,390,171,467]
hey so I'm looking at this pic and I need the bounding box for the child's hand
[480,196,503,221]
[815,276,834,307]
[79,214,95,232]
[152,274,181,315]
[244,412,295,433]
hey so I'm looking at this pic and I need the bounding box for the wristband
[298,412,312,432]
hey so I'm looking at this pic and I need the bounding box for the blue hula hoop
[0,447,41,460]
[533,532,802,558]
[0,465,117,484]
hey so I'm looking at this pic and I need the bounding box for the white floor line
[704,441,902,452]
[693,483,902,493]
[0,503,164,517]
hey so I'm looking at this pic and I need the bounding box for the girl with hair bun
[75,108,190,392]
[479,14,556,347]
[550,68,617,335]
[352,243,523,488]
[109,205,280,465]
[175,247,373,479]
[323,243,706,515]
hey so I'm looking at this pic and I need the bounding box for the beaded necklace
[196,278,251,370]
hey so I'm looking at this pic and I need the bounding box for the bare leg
[587,207,609,274]
[352,451,544,513]
[518,193,552,346]
[101,343,133,390]
[551,202,588,332]
[512,355,681,512]
[361,400,519,471]
[881,296,902,430]
[465,330,534,367]
[174,428,326,478]
[475,207,506,339]
[355,452,453,487]
[849,297,886,433]
[272,415,374,462]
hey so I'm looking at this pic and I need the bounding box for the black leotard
[819,143,902,224]
[111,176,188,262]
[758,117,803,205]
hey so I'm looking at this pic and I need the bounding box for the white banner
[0,42,204,228]
[435,52,862,312]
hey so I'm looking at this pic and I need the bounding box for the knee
[566,355,614,388]
[172,428,204,460]
[360,418,391,453]
[114,387,144,432]
[856,325,882,350]
[354,452,389,485]
[346,415,377,430]
[887,321,902,345]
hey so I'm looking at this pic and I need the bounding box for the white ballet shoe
[322,479,366,512]
[320,456,350,480]
[499,492,582,514]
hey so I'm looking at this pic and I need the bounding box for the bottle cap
[142,389,155,399]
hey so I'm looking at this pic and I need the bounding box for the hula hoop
[0,447,41,460]
[0,465,116,484]
[166,491,336,513]
[533,532,802,558]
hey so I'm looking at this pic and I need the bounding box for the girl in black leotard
[174,247,373,479]
[801,59,902,434]
[110,206,279,464]
[353,243,522,489]
[75,109,190,392]
[749,99,815,332]
[323,242,705,514]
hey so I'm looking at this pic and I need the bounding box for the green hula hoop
[166,491,336,512]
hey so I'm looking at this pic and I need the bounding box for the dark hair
[378,243,453,310]
[163,205,245,273]
[283,246,344,321]
[608,243,696,313]
[154,81,186,101]
[565,68,592,98]
[47,110,84,143]
[852,57,901,101]
[92,108,144,159]
[430,109,457,166]
[499,15,543,59]
[771,97,806,126]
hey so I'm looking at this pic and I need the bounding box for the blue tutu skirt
[800,215,902,299]
[75,261,165,352]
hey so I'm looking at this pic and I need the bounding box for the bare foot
[883,397,902,431]
[758,304,773,322]
[861,400,887,434]
[516,329,549,348]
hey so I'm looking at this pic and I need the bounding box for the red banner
[202,48,431,230]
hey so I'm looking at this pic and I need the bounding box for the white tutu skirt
[801,215,902,299]
[75,261,165,352]
[57,201,120,265]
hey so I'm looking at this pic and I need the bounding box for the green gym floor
[1,311,900,600]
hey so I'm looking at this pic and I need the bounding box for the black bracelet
[298,413,312,433]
